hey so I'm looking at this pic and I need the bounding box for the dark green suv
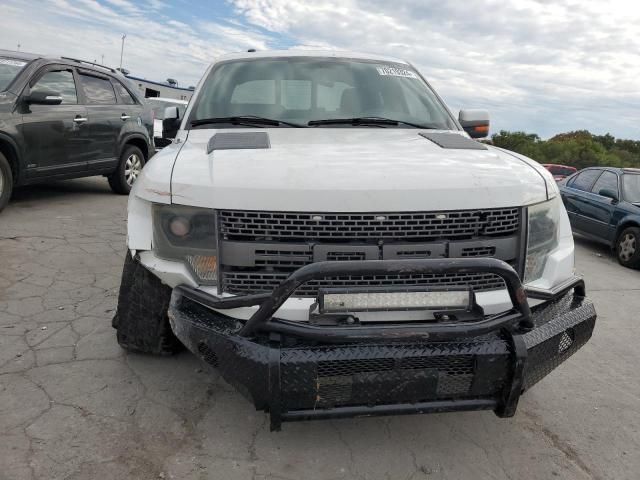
[0,49,154,212]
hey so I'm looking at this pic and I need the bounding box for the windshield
[0,57,28,91]
[622,174,640,203]
[189,57,457,129]
[148,100,187,119]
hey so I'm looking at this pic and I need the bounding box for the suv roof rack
[60,57,117,73]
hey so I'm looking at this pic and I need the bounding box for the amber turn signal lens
[474,125,490,133]
[186,255,218,282]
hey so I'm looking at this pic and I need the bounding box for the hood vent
[419,132,487,150]
[207,132,270,154]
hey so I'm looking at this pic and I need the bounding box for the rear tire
[0,152,13,213]
[616,227,640,269]
[108,145,145,195]
[112,251,183,354]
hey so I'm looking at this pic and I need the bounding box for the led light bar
[319,288,472,313]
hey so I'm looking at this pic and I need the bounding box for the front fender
[615,212,640,244]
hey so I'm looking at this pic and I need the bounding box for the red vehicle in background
[543,164,578,181]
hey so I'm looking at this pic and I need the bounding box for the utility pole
[101,54,104,65]
[17,43,20,51]
[119,34,126,69]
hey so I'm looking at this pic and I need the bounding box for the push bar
[175,258,535,341]
[238,258,532,337]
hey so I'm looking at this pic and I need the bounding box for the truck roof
[214,49,411,65]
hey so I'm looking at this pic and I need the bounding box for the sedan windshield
[0,57,28,91]
[622,174,640,203]
[189,57,457,129]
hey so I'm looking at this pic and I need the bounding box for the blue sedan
[559,167,640,268]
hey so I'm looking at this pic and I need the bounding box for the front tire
[616,227,640,269]
[112,251,183,354]
[108,145,145,195]
[0,152,13,213]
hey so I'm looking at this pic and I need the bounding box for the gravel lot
[1,177,639,480]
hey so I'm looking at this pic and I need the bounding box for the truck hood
[171,129,549,211]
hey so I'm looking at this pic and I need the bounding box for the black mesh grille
[221,271,506,296]
[461,246,496,257]
[326,251,366,261]
[314,355,476,408]
[219,208,520,242]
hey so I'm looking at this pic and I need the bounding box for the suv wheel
[616,226,640,269]
[0,152,13,213]
[112,251,183,354]
[108,145,145,195]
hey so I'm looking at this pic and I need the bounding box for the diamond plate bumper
[167,259,596,430]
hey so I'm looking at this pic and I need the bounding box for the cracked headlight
[152,204,217,284]
[524,198,560,284]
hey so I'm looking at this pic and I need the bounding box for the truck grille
[219,207,520,242]
[221,271,507,296]
[217,208,522,297]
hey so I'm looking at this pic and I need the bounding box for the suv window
[113,81,136,105]
[570,169,601,192]
[591,171,618,196]
[79,73,117,104]
[32,70,77,104]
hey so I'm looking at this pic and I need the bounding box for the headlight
[524,198,560,283]
[153,204,217,284]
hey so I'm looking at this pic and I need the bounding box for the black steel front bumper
[167,258,596,430]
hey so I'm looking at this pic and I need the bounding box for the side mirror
[599,188,619,202]
[162,106,180,140]
[459,109,490,138]
[24,90,63,105]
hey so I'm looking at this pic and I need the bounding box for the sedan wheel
[616,227,640,269]
[619,234,635,262]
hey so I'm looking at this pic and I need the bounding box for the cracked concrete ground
[0,177,638,480]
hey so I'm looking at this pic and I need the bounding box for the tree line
[487,130,640,170]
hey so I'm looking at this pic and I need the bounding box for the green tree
[489,130,640,169]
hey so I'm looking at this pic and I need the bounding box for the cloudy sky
[2,0,640,139]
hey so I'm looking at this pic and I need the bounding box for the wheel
[616,227,640,269]
[112,251,183,354]
[108,145,145,195]
[0,152,13,213]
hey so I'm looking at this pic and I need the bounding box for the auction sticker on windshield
[376,66,418,79]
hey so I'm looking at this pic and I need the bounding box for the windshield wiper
[308,117,437,129]
[191,116,305,128]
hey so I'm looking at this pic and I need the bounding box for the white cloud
[2,0,640,138]
[231,0,640,139]
[1,0,275,87]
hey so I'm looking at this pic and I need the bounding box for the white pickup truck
[113,50,596,430]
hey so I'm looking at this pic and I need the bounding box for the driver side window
[591,171,618,197]
[32,70,78,105]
